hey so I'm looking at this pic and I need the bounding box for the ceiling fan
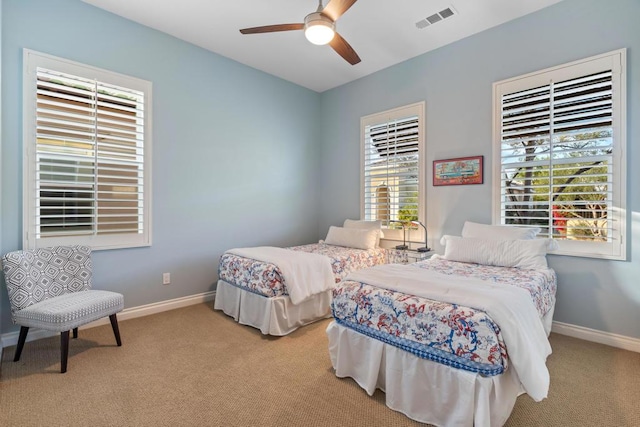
[239,0,361,65]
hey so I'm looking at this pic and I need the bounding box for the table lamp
[411,220,431,252]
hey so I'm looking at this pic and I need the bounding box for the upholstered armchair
[1,245,124,373]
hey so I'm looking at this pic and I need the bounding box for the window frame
[492,49,626,260]
[360,101,426,243]
[22,49,153,250]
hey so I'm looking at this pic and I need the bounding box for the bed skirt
[214,280,332,336]
[326,321,524,427]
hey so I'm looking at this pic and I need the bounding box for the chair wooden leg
[72,327,78,339]
[109,314,122,347]
[14,326,29,362]
[60,330,70,374]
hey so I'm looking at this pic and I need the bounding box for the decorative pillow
[325,226,378,250]
[461,221,541,240]
[343,219,384,247]
[440,234,460,246]
[443,237,550,270]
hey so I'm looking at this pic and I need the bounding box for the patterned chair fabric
[12,289,124,332]
[1,245,124,373]
[3,245,94,316]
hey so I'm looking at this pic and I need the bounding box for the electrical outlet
[162,272,171,285]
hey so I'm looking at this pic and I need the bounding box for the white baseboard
[1,291,216,349]
[551,321,640,353]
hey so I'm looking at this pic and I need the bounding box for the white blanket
[227,246,335,305]
[346,263,552,401]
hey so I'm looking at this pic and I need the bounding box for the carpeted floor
[0,303,638,426]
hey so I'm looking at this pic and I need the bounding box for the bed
[326,222,557,426]
[214,220,398,335]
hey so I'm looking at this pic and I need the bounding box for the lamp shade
[304,12,335,45]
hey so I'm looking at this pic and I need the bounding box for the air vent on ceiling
[415,6,457,29]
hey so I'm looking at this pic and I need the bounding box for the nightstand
[390,249,434,264]
[405,249,434,264]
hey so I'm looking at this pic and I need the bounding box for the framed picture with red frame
[433,156,483,186]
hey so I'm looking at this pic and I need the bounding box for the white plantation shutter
[493,49,626,259]
[361,102,425,237]
[23,50,152,250]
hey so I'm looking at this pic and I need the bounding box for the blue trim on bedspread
[333,317,504,376]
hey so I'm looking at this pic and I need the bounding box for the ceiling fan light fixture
[304,12,335,45]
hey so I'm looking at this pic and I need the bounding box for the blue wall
[0,0,321,331]
[319,0,640,339]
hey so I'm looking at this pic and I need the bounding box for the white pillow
[325,226,378,250]
[441,234,558,251]
[461,221,541,240]
[443,237,550,270]
[440,234,460,246]
[343,219,384,247]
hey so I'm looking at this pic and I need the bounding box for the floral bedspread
[331,258,557,376]
[218,243,390,298]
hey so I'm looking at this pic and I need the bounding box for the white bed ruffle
[214,280,331,336]
[326,321,523,427]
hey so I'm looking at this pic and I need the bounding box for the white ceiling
[82,0,563,93]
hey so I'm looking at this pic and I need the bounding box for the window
[361,102,425,241]
[23,50,152,250]
[493,49,626,259]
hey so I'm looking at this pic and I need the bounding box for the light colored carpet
[1,303,638,426]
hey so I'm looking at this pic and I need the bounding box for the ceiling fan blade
[322,0,358,21]
[329,32,361,65]
[240,23,304,35]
